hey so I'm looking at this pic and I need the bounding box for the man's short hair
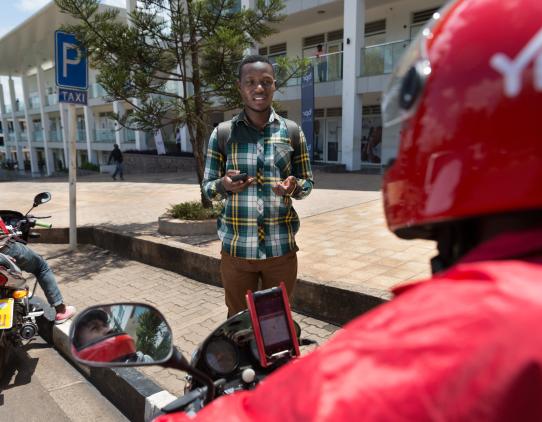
[238,55,275,80]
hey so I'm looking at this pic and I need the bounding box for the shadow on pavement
[0,343,42,392]
[44,247,132,284]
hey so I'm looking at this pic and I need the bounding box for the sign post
[55,31,88,250]
[301,64,315,162]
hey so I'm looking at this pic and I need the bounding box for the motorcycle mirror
[33,192,51,207]
[70,303,174,367]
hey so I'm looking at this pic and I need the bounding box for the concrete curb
[35,226,390,325]
[37,312,177,422]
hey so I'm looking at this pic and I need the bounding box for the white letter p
[63,42,81,78]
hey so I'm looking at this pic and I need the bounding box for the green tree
[55,0,307,207]
[135,309,171,358]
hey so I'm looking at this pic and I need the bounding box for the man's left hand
[272,176,297,196]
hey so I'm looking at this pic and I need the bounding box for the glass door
[326,118,341,162]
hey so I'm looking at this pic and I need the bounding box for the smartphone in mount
[230,173,248,182]
[246,282,300,368]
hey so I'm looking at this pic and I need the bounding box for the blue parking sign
[55,31,88,90]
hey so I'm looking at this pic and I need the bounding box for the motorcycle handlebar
[35,221,52,229]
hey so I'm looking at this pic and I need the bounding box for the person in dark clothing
[108,144,124,180]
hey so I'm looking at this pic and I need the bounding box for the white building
[0,0,443,175]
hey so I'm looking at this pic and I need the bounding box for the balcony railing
[46,94,58,107]
[28,93,41,110]
[77,129,86,142]
[5,105,12,114]
[49,129,61,142]
[20,132,28,142]
[285,51,344,86]
[34,130,44,142]
[95,128,116,142]
[90,83,108,99]
[7,132,15,142]
[360,39,410,77]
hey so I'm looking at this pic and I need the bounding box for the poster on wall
[301,64,315,162]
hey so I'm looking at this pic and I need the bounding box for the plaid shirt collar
[233,108,280,128]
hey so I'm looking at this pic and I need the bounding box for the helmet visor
[381,7,449,128]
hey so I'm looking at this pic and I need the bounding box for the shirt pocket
[273,143,294,175]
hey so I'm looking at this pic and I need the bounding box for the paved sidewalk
[32,243,337,398]
[2,170,435,294]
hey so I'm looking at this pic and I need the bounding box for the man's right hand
[223,170,254,193]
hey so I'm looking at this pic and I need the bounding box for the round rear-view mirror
[33,192,51,207]
[70,303,173,367]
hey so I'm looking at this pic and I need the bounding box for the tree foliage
[55,0,307,206]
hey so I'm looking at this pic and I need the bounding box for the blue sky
[0,0,125,103]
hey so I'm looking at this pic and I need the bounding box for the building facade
[0,0,443,175]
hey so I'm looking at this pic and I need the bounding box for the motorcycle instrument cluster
[203,337,239,375]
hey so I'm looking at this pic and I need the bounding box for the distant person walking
[108,144,124,181]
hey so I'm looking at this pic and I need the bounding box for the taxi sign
[0,298,14,330]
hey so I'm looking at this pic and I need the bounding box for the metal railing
[46,94,58,107]
[28,93,41,110]
[77,129,86,142]
[49,129,61,142]
[360,39,410,77]
[94,128,116,142]
[90,83,108,99]
[285,51,344,86]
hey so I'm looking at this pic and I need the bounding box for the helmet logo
[490,27,542,97]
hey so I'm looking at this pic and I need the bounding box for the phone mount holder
[246,282,300,368]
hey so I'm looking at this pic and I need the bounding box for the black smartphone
[230,173,248,182]
[246,282,300,367]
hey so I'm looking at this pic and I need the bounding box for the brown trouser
[220,250,298,317]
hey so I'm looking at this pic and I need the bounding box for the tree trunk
[187,0,212,209]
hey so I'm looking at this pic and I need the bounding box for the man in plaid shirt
[202,55,314,316]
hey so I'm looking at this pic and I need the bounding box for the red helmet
[382,0,542,239]
[72,333,137,363]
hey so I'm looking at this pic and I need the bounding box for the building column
[36,62,54,175]
[113,101,126,148]
[0,84,9,158]
[83,105,98,163]
[59,102,69,168]
[21,74,39,174]
[340,0,364,171]
[8,77,24,171]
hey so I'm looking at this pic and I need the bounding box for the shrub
[79,162,100,171]
[167,201,223,220]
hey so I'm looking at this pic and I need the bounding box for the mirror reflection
[71,304,172,365]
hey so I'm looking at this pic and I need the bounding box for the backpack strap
[217,120,233,158]
[283,118,300,151]
[217,117,300,157]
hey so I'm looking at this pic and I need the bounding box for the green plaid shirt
[202,109,314,259]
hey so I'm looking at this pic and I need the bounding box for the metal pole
[68,103,77,250]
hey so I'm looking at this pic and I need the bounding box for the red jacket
[157,229,542,422]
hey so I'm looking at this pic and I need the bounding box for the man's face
[238,62,276,113]
[79,319,111,347]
